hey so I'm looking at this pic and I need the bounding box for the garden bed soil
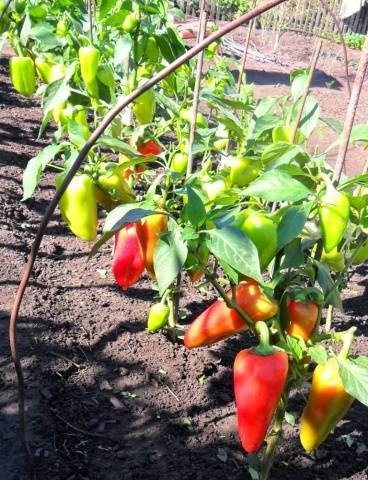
[1,29,368,480]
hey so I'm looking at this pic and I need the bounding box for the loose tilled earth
[1,29,368,480]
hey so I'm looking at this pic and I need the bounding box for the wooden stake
[237,18,254,93]
[187,4,207,178]
[333,35,368,183]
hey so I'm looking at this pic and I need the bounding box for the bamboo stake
[319,0,351,97]
[187,3,207,177]
[333,35,368,183]
[237,19,255,92]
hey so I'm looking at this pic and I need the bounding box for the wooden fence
[175,0,368,36]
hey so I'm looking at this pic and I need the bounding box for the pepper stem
[255,321,270,348]
[254,322,274,356]
[260,386,291,480]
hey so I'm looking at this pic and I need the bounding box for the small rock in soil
[109,396,126,410]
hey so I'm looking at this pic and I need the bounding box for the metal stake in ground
[333,35,368,184]
[8,0,290,475]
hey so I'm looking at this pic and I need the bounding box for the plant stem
[204,270,254,329]
[260,389,290,480]
[325,304,334,332]
[255,321,270,347]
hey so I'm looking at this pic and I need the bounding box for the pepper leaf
[209,226,262,283]
[277,205,310,252]
[103,203,157,233]
[308,345,328,364]
[154,222,188,295]
[22,143,65,200]
[185,186,206,227]
[337,356,368,407]
[316,261,343,309]
[242,170,311,202]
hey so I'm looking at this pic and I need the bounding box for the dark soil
[1,29,368,480]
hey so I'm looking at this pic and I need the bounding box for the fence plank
[175,0,368,36]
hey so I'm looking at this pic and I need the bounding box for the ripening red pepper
[281,289,322,341]
[138,140,162,157]
[184,280,278,348]
[135,213,168,279]
[112,224,145,290]
[300,357,354,453]
[234,322,288,453]
[282,297,319,341]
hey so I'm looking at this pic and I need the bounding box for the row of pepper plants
[1,0,368,478]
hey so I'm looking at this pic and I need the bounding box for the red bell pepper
[184,280,278,348]
[112,224,145,290]
[234,322,288,453]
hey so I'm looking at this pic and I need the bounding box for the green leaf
[209,227,262,283]
[350,124,368,144]
[308,345,328,364]
[201,90,250,111]
[286,336,304,361]
[298,95,320,137]
[262,142,302,169]
[316,261,342,309]
[186,186,206,227]
[154,224,188,295]
[98,0,116,19]
[22,144,64,200]
[97,136,141,157]
[284,411,296,426]
[67,120,86,149]
[277,205,310,251]
[248,113,280,140]
[104,204,157,233]
[290,68,309,101]
[321,117,343,134]
[155,91,179,115]
[254,96,278,117]
[44,79,70,112]
[89,231,114,258]
[216,113,243,136]
[114,35,133,67]
[337,356,368,407]
[280,238,304,269]
[339,174,368,190]
[29,22,59,51]
[355,356,368,368]
[156,34,176,63]
[218,258,240,284]
[242,170,311,202]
